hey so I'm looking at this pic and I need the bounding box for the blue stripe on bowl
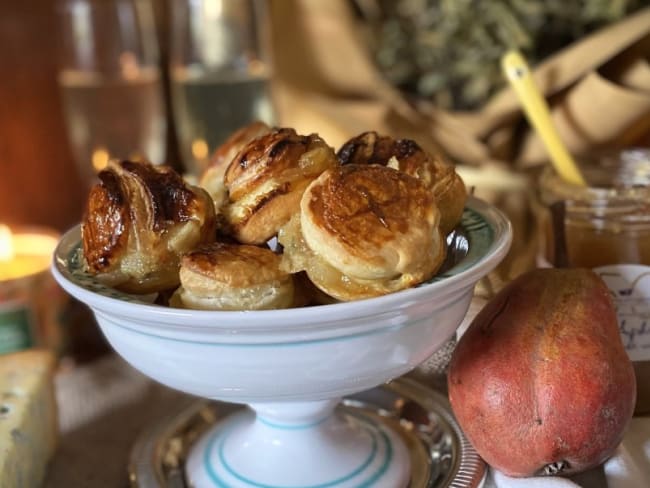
[100,296,467,345]
[203,413,392,488]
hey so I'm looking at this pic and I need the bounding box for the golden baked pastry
[337,131,466,234]
[173,242,294,310]
[279,164,446,301]
[199,121,272,215]
[82,160,217,294]
[221,127,339,244]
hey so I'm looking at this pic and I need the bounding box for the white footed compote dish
[52,196,511,488]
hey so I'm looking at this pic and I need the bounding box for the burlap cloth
[45,355,187,487]
[270,2,650,167]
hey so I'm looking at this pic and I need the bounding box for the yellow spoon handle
[501,51,586,186]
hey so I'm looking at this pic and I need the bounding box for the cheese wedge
[0,349,57,488]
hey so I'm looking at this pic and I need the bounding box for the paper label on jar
[0,300,34,354]
[594,265,650,362]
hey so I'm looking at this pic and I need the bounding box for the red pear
[448,268,636,477]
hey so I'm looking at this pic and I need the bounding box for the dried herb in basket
[353,0,644,110]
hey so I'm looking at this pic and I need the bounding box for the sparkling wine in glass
[57,0,167,187]
[169,0,276,176]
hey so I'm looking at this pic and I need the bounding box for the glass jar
[537,148,650,415]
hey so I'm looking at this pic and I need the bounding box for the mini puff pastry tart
[279,164,446,301]
[221,127,339,245]
[337,131,466,235]
[82,160,217,294]
[172,242,295,311]
[199,121,272,216]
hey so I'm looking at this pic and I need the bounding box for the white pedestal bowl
[52,196,511,488]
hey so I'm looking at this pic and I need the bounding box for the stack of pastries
[81,124,466,310]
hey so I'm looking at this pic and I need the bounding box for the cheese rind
[0,349,57,488]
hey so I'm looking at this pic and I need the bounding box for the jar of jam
[536,148,650,415]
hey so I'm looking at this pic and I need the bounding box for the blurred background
[2,0,647,233]
[1,2,648,485]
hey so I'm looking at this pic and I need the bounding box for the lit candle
[0,225,58,280]
[0,224,61,355]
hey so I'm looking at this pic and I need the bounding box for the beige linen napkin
[270,2,650,168]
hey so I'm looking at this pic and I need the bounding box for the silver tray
[128,378,486,488]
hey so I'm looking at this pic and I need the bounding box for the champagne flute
[57,0,167,188]
[169,0,276,176]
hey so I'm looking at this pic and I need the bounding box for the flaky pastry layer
[82,160,216,294]
[221,128,339,244]
[199,121,272,216]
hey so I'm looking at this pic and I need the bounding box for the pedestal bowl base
[129,379,486,488]
[187,404,410,488]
